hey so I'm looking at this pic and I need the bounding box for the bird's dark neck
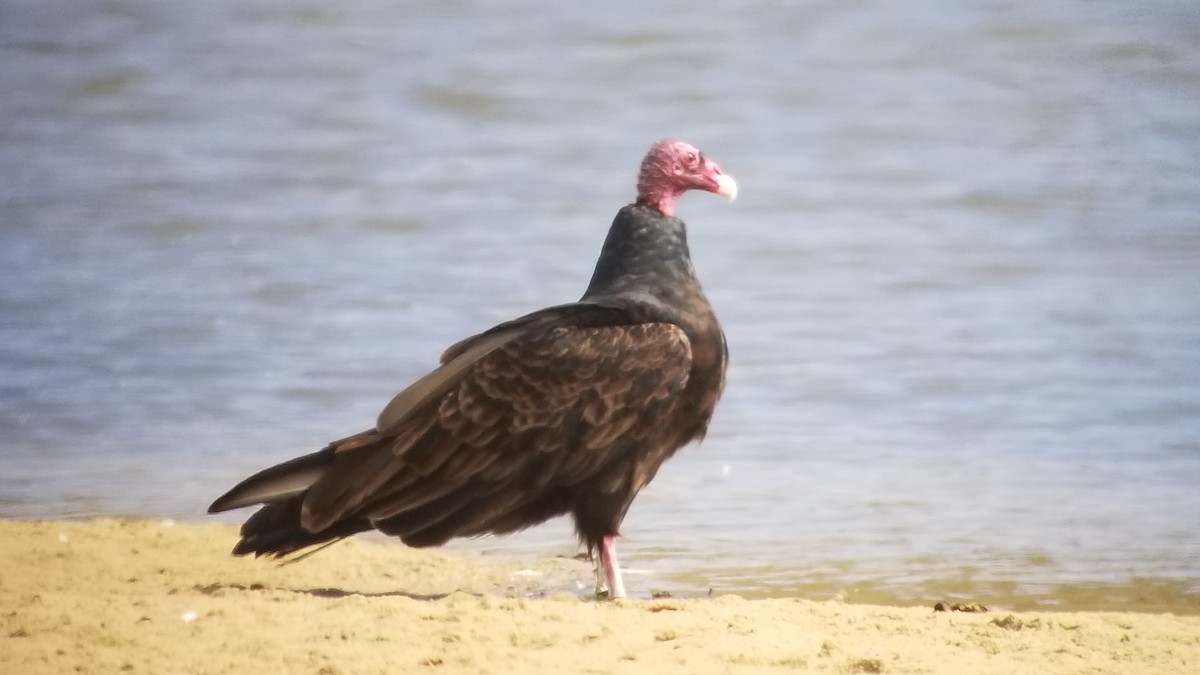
[581,203,702,310]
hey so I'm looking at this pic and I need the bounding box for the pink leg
[600,535,626,599]
[593,555,608,596]
[592,554,604,595]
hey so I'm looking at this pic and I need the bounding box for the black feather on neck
[582,204,697,304]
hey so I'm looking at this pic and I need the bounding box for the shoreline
[3,518,1199,674]
[191,512,1200,615]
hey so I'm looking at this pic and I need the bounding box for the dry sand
[2,518,1197,674]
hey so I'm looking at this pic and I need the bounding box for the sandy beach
[1,518,1196,674]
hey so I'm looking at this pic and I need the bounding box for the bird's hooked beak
[701,152,737,202]
[714,173,738,202]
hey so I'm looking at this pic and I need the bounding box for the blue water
[2,0,1199,606]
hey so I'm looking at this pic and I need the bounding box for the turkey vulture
[208,140,737,598]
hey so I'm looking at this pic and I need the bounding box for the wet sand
[3,518,1198,674]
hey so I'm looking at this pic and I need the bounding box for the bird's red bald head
[636,140,737,216]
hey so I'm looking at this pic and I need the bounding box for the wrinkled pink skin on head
[636,140,735,217]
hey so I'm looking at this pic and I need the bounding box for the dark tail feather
[208,447,336,514]
[229,495,372,558]
[208,446,372,558]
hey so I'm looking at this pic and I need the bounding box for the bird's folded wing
[299,320,693,533]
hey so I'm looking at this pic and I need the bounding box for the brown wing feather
[437,322,691,481]
[298,321,693,541]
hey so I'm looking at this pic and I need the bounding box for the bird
[208,139,737,599]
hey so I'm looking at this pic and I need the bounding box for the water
[3,1,1199,610]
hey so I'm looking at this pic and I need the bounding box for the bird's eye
[687,152,696,164]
